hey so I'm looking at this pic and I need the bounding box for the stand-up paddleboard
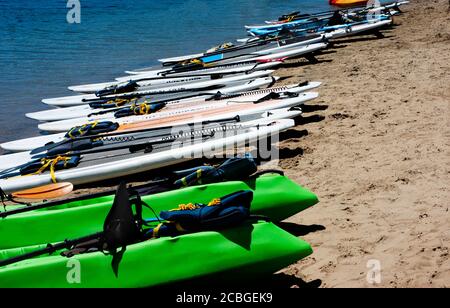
[324,19,393,39]
[239,42,326,63]
[7,91,317,153]
[69,61,279,94]
[37,83,321,133]
[68,75,214,94]
[121,43,325,80]
[115,61,281,83]
[41,70,275,107]
[0,118,295,194]
[249,13,391,37]
[262,1,408,26]
[246,16,330,32]
[26,77,277,122]
[149,33,325,69]
[0,107,302,170]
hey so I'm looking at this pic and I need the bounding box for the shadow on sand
[294,114,326,126]
[277,222,326,237]
[301,104,329,113]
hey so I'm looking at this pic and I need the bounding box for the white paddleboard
[324,19,393,39]
[26,77,277,122]
[0,118,295,194]
[41,70,275,107]
[2,90,318,152]
[0,108,302,171]
[114,62,279,83]
[37,82,321,132]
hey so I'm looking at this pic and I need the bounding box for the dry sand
[2,0,448,289]
[273,0,449,288]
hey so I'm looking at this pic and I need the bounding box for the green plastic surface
[0,221,313,288]
[0,174,318,250]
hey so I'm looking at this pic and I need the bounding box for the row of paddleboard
[2,82,320,151]
[0,2,408,194]
[0,80,322,193]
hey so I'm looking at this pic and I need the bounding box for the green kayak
[0,221,312,288]
[0,173,318,249]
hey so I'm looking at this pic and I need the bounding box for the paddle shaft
[0,232,103,267]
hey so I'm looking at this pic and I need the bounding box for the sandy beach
[274,0,449,287]
[1,0,448,288]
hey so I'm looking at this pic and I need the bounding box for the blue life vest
[20,155,81,176]
[173,153,257,188]
[114,103,166,118]
[145,190,253,238]
[64,121,119,139]
[46,139,103,157]
[95,81,139,97]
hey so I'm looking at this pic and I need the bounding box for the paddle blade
[12,183,74,200]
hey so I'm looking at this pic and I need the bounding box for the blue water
[0,0,335,145]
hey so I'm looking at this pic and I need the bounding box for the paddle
[0,232,103,267]
[11,183,74,200]
[0,179,169,218]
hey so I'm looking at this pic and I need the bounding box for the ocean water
[0,0,336,145]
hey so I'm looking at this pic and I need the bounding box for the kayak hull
[0,221,312,288]
[0,173,319,250]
